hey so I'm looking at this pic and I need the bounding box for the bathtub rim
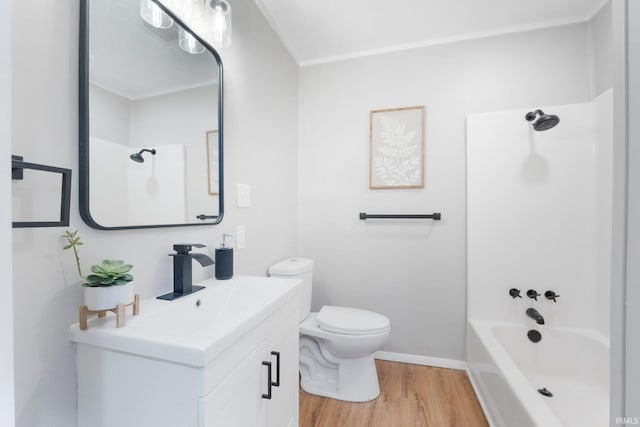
[467,318,609,427]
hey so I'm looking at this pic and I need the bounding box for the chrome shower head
[525,109,560,131]
[129,148,156,163]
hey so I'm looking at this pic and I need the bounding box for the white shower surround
[466,91,613,426]
[90,138,187,225]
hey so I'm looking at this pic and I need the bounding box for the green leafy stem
[62,230,85,280]
[62,230,134,287]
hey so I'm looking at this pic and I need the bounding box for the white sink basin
[69,275,300,366]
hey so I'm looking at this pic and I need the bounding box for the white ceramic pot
[84,282,134,311]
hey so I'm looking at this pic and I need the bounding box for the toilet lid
[317,306,390,335]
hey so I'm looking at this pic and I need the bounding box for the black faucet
[526,308,545,325]
[157,244,215,301]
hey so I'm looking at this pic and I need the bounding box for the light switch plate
[237,184,251,208]
[236,225,246,249]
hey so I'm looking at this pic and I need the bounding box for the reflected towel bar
[359,212,441,220]
[196,214,218,220]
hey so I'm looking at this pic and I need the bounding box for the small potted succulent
[63,230,135,310]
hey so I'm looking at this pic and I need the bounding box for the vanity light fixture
[207,0,232,48]
[139,0,174,29]
[182,0,205,20]
[179,27,206,54]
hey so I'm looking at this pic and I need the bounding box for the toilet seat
[317,306,390,335]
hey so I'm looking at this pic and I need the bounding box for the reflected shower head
[525,109,560,131]
[129,148,156,163]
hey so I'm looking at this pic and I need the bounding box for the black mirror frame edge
[78,0,225,230]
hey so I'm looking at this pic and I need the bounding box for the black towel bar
[359,212,441,220]
[11,155,72,228]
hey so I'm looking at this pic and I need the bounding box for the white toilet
[268,258,390,402]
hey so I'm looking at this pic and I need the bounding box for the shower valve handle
[545,291,560,302]
[509,288,522,299]
[527,289,541,301]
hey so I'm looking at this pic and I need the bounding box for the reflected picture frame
[206,130,219,195]
[369,105,425,189]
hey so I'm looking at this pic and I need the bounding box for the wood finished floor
[299,360,489,427]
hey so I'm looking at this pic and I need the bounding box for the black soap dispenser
[215,234,233,280]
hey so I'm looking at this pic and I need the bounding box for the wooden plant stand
[79,294,140,331]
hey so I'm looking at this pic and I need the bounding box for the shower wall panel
[467,91,613,337]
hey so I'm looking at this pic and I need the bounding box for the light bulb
[183,0,204,20]
[140,0,173,29]
[207,0,231,48]
[179,27,205,54]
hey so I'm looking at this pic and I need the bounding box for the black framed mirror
[79,0,224,229]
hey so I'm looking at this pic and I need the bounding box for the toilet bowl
[268,258,390,402]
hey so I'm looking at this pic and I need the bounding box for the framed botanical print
[369,106,425,189]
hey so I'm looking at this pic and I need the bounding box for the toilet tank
[268,258,314,322]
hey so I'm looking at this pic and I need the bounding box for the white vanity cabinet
[199,308,299,427]
[265,312,299,427]
[71,277,300,427]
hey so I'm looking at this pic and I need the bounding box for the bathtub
[467,319,609,427]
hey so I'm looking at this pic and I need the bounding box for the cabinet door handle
[271,351,280,387]
[261,361,272,400]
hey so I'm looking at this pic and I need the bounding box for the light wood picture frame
[206,130,219,195]
[369,106,425,189]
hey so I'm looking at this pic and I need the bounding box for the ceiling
[254,0,607,66]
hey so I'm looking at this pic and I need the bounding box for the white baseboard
[374,351,467,371]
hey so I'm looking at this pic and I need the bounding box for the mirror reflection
[81,0,223,229]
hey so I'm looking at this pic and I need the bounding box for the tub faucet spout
[526,308,545,325]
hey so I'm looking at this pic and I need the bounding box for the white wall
[89,84,131,145]
[298,24,593,360]
[1,0,14,424]
[589,1,613,97]
[625,0,640,417]
[88,138,128,225]
[467,93,612,337]
[10,1,298,426]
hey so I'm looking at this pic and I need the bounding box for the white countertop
[69,275,301,367]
